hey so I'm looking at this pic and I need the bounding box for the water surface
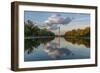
[24,37,90,62]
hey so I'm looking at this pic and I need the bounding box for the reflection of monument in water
[43,42,73,59]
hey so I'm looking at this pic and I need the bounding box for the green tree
[24,20,55,37]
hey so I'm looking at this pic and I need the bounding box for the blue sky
[24,11,90,35]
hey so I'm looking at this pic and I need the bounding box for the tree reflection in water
[64,38,90,48]
[25,37,54,54]
[25,37,90,56]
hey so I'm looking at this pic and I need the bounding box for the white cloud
[44,14,72,26]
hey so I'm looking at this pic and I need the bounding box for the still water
[24,37,90,62]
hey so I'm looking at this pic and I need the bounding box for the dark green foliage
[24,20,55,37]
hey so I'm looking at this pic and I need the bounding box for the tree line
[64,27,90,38]
[24,20,55,37]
